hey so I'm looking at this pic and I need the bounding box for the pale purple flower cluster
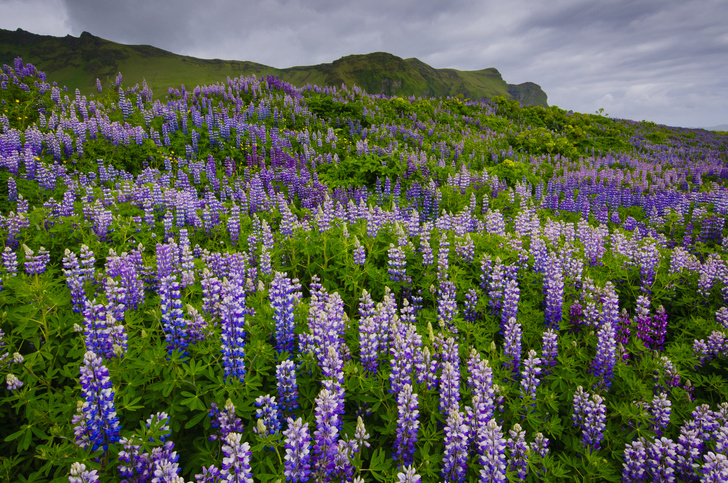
[506,424,529,481]
[277,359,299,414]
[541,329,558,375]
[353,236,366,266]
[503,317,522,377]
[442,407,469,483]
[220,278,249,383]
[478,419,507,483]
[69,462,99,483]
[23,244,50,275]
[221,433,253,483]
[72,351,120,452]
[520,350,541,401]
[387,243,407,282]
[254,394,281,437]
[394,383,419,466]
[283,417,312,482]
[208,399,244,442]
[270,272,302,353]
[572,386,606,451]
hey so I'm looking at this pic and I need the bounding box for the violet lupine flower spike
[479,419,507,483]
[69,462,99,483]
[394,383,419,467]
[71,351,121,452]
[221,432,253,483]
[283,417,312,483]
[572,386,606,452]
[277,359,299,415]
[442,406,469,483]
[208,399,245,442]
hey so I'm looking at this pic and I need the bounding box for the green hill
[0,28,547,106]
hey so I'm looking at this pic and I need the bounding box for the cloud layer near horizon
[1,0,727,128]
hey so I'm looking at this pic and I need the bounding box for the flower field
[1,57,728,482]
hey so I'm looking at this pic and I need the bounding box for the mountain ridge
[0,28,547,106]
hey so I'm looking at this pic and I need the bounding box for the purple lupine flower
[543,254,564,329]
[69,462,99,483]
[388,243,407,282]
[72,351,121,452]
[442,406,469,483]
[312,387,340,481]
[572,386,606,451]
[6,373,23,390]
[283,417,312,483]
[463,288,479,322]
[254,395,281,437]
[675,427,702,480]
[221,433,253,483]
[701,452,728,482]
[541,329,558,375]
[82,302,114,359]
[716,307,728,330]
[506,424,529,481]
[63,249,89,313]
[159,275,190,358]
[209,399,244,442]
[277,359,299,414]
[650,392,671,437]
[270,272,302,353]
[501,278,519,332]
[396,465,421,483]
[623,437,648,482]
[437,281,458,333]
[591,319,616,391]
[420,236,434,266]
[2,247,18,275]
[467,350,497,442]
[636,238,660,293]
[353,236,366,266]
[530,432,549,458]
[394,383,419,467]
[437,233,450,281]
[390,325,419,394]
[359,313,379,375]
[519,350,541,401]
[479,419,507,483]
[646,437,678,482]
[503,317,522,377]
[23,244,50,275]
[440,360,461,415]
[219,278,248,383]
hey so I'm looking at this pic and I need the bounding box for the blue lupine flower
[254,395,281,437]
[220,278,248,383]
[572,386,606,451]
[221,432,253,483]
[69,462,99,483]
[506,424,529,481]
[312,387,340,481]
[394,383,419,467]
[283,417,312,483]
[270,272,302,353]
[277,359,299,414]
[209,399,244,442]
[442,406,469,483]
[72,351,120,452]
[479,419,507,483]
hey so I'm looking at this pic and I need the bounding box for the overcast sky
[2,0,727,128]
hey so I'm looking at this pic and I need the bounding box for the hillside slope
[0,28,547,106]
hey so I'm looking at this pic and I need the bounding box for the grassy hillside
[0,28,547,106]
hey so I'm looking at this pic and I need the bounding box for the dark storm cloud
[2,0,727,127]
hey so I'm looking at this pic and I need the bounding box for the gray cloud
[1,0,727,127]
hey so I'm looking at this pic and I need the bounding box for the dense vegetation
[1,57,727,482]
